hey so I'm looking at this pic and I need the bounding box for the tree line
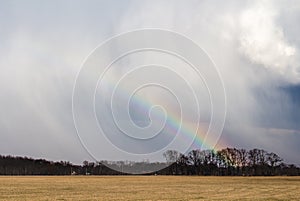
[161,148,300,176]
[0,148,299,176]
[0,155,118,175]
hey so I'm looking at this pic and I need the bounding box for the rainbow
[101,83,229,153]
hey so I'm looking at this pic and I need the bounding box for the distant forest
[1,148,299,176]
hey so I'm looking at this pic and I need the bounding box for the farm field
[0,176,299,201]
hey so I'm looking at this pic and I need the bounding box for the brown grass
[0,176,299,201]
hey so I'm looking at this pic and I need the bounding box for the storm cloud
[0,0,299,165]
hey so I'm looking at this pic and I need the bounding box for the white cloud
[239,0,300,83]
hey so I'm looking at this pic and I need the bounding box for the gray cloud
[0,0,299,164]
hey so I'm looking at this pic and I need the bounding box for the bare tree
[163,150,179,164]
[188,149,202,174]
[267,152,282,167]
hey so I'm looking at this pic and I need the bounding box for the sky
[0,0,300,165]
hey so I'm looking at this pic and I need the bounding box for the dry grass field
[0,176,299,201]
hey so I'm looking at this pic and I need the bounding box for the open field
[0,176,299,201]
